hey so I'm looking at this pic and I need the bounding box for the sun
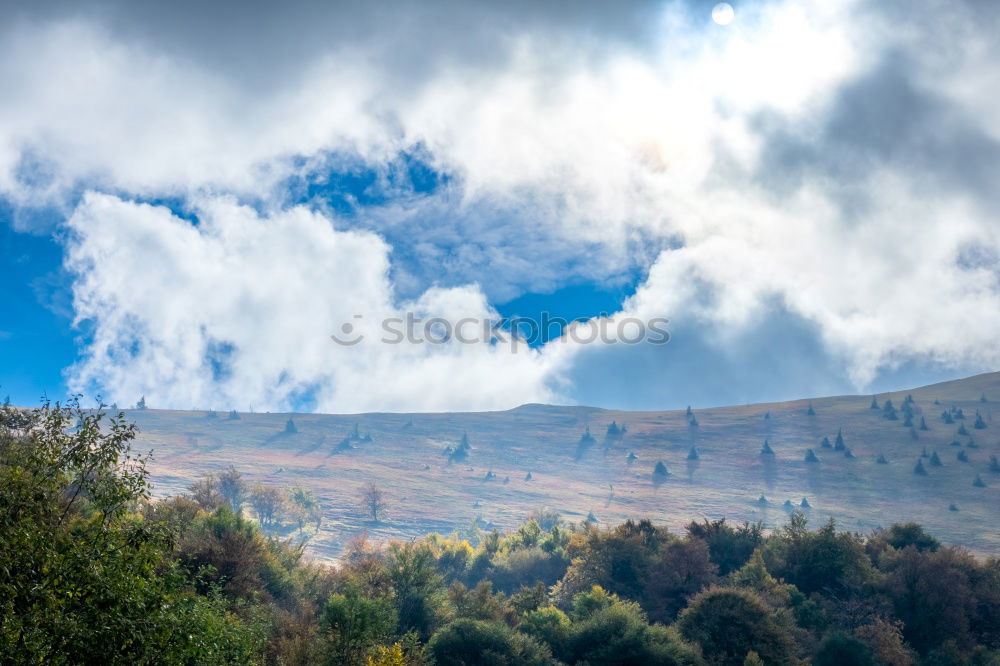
[711,2,735,26]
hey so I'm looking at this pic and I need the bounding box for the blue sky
[1,0,998,412]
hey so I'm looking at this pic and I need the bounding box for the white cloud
[2,0,998,410]
[65,193,563,411]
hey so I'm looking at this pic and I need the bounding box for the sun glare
[712,2,735,26]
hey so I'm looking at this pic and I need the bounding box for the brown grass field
[129,372,1000,562]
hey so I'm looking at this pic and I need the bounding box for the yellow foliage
[367,643,405,666]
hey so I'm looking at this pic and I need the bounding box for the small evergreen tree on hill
[821,436,832,449]
[870,396,879,409]
[835,429,845,451]
[914,459,928,475]
[930,451,942,467]
[284,418,298,434]
[920,416,929,430]
[973,474,986,488]
[653,461,669,478]
[804,449,820,463]
[760,440,774,455]
[974,411,987,429]
[883,400,898,420]
[687,446,700,461]
[807,402,816,416]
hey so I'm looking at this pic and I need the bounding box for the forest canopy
[1,403,998,665]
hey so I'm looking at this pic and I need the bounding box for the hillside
[131,372,1000,561]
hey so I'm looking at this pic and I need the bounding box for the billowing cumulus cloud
[2,0,999,410]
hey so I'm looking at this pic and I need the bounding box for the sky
[1,0,999,413]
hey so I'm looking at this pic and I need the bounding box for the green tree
[678,587,796,666]
[427,619,556,666]
[813,632,877,666]
[0,401,265,664]
[322,585,397,666]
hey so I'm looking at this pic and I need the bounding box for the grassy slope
[131,372,1000,561]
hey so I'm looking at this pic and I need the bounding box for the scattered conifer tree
[957,424,969,436]
[206,409,218,419]
[757,495,768,505]
[763,411,770,420]
[989,456,1000,473]
[844,448,855,459]
[687,446,700,461]
[136,396,147,410]
[783,499,794,508]
[586,510,598,523]
[949,503,959,511]
[974,411,987,429]
[760,440,774,455]
[821,436,832,449]
[981,393,988,403]
[883,400,898,420]
[525,471,533,481]
[876,453,888,464]
[973,475,987,488]
[686,405,693,418]
[914,459,928,475]
[967,438,979,449]
[909,427,919,440]
[284,418,297,434]
[941,410,955,424]
[870,396,879,409]
[921,447,929,458]
[228,409,241,420]
[957,450,969,462]
[950,440,962,447]
[800,497,811,508]
[626,451,638,464]
[902,413,913,427]
[930,451,942,467]
[804,449,820,463]
[689,415,699,427]
[835,429,845,450]
[807,402,816,416]
[653,461,669,478]
[920,416,929,431]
